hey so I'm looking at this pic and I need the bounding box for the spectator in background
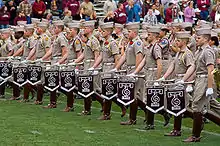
[114,2,127,24]
[143,8,158,25]
[197,0,210,20]
[103,0,117,15]
[66,0,80,20]
[155,0,165,22]
[44,0,52,10]
[32,0,46,19]
[50,3,62,20]
[211,2,220,21]
[14,0,23,6]
[19,0,32,24]
[63,9,72,25]
[62,0,68,10]
[215,5,220,22]
[0,6,10,29]
[80,0,95,21]
[194,8,202,24]
[165,2,173,23]
[184,1,195,23]
[14,10,27,25]
[0,0,4,9]
[142,0,152,18]
[151,4,161,22]
[5,0,17,25]
[104,11,114,22]
[126,0,141,22]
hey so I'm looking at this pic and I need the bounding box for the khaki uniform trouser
[84,60,100,92]
[126,66,144,102]
[192,77,210,112]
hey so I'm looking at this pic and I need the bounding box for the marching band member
[159,31,195,136]
[72,20,103,116]
[113,22,146,125]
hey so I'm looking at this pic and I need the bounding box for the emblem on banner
[117,82,135,106]
[0,62,12,81]
[77,76,94,98]
[13,67,28,87]
[146,87,164,113]
[44,70,59,91]
[27,65,42,85]
[101,78,117,100]
[166,89,186,117]
[60,71,76,92]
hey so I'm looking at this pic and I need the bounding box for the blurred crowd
[0,0,220,29]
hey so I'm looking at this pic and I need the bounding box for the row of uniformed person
[0,19,220,143]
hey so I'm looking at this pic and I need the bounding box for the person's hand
[154,82,160,86]
[126,73,136,77]
[206,88,214,97]
[175,80,184,85]
[88,67,94,71]
[21,60,28,64]
[36,58,43,62]
[156,76,165,82]
[53,62,60,66]
[68,62,76,66]
[186,85,193,93]
[110,68,118,72]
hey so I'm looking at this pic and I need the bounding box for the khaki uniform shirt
[0,38,13,57]
[102,36,119,63]
[174,47,194,75]
[52,32,68,58]
[125,36,143,67]
[23,35,38,58]
[195,44,216,75]
[84,35,100,60]
[68,36,82,61]
[13,37,25,53]
[35,33,51,59]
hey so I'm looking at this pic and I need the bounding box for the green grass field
[0,90,220,146]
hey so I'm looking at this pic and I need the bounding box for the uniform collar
[132,36,139,42]
[201,43,210,50]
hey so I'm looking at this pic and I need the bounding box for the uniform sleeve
[7,41,14,52]
[158,39,169,49]
[29,38,37,49]
[59,36,68,48]
[74,39,82,52]
[152,45,162,60]
[184,51,195,67]
[91,38,100,52]
[204,49,216,66]
[43,36,51,48]
[133,40,143,54]
[110,41,119,55]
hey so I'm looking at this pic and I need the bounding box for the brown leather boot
[77,110,91,116]
[43,104,57,109]
[98,114,111,120]
[121,101,138,125]
[164,130,181,136]
[145,110,155,130]
[34,100,43,105]
[62,106,74,112]
[183,112,202,142]
[183,136,201,142]
[99,100,112,120]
